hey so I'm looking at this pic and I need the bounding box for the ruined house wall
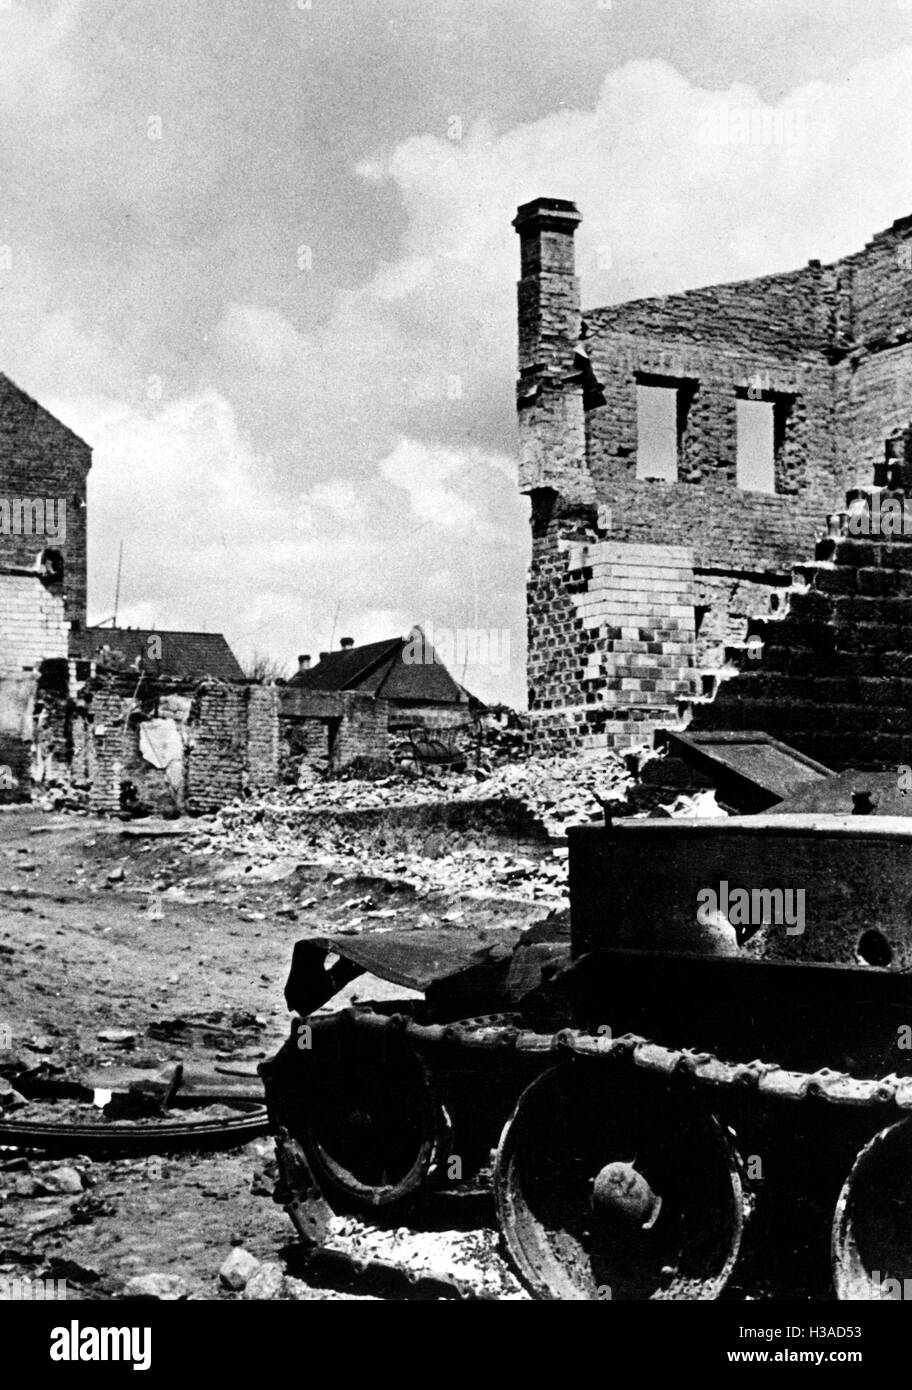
[0,672,37,803]
[582,308,840,577]
[245,684,280,793]
[514,199,912,752]
[278,686,390,776]
[334,692,390,768]
[386,705,474,731]
[187,682,280,811]
[0,378,91,635]
[829,218,912,483]
[86,676,279,814]
[87,682,135,813]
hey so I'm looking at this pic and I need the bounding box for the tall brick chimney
[297,654,311,672]
[512,197,593,503]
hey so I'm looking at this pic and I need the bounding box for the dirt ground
[0,806,544,1301]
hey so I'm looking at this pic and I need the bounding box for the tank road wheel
[493,1063,745,1300]
[294,1024,453,1209]
[833,1117,912,1299]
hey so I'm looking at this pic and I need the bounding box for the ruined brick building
[0,374,254,805]
[0,374,90,667]
[515,197,912,755]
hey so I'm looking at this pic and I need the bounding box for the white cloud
[13,27,912,708]
[379,438,483,530]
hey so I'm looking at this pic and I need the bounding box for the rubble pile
[455,750,642,837]
[220,747,642,841]
[196,748,655,906]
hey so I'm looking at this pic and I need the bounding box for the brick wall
[515,198,912,751]
[514,200,593,505]
[0,571,68,671]
[0,377,91,635]
[0,671,37,802]
[279,686,390,775]
[86,681,134,814]
[333,692,390,769]
[693,486,912,768]
[86,675,279,814]
[187,681,280,811]
[245,684,280,794]
[526,489,697,752]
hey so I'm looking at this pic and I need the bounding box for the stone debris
[191,746,724,909]
[216,749,642,839]
[0,1077,29,1111]
[242,1261,285,1300]
[218,1246,261,1291]
[14,1165,86,1197]
[122,1272,189,1300]
[329,1214,528,1299]
[198,750,657,907]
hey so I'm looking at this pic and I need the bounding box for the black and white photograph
[2,0,911,1362]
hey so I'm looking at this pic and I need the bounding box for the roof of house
[289,629,475,705]
[0,373,92,454]
[71,627,245,682]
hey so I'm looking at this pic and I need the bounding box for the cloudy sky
[4,0,912,704]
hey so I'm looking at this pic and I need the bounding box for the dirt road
[0,807,541,1300]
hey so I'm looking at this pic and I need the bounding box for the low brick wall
[279,687,390,775]
[86,674,280,814]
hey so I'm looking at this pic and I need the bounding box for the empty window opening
[636,383,680,481]
[736,395,790,493]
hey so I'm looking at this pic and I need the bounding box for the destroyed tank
[261,812,912,1300]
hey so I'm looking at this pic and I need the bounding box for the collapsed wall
[279,687,390,779]
[693,483,912,769]
[86,674,280,814]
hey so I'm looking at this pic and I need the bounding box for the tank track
[267,1004,912,1299]
[327,1005,912,1111]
